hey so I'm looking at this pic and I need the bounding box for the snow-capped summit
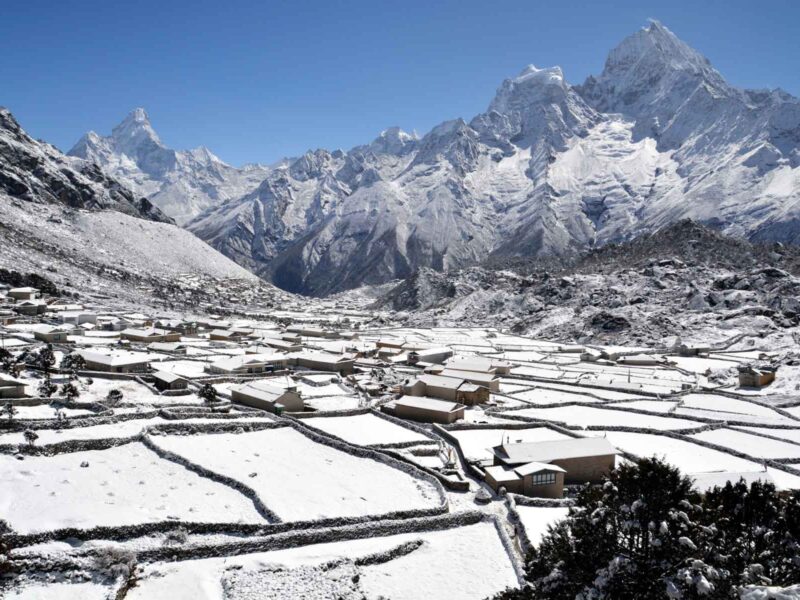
[69,109,269,224]
[603,20,720,82]
[369,126,418,155]
[0,106,171,223]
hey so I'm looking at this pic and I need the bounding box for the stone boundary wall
[501,372,666,398]
[484,404,727,433]
[2,512,491,558]
[141,433,280,523]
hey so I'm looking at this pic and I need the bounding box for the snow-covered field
[506,405,702,430]
[151,427,442,521]
[515,505,570,546]
[124,521,519,600]
[0,442,265,534]
[585,431,800,491]
[690,428,800,460]
[301,413,431,446]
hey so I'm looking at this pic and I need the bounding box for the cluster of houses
[2,282,785,501]
[383,356,512,424]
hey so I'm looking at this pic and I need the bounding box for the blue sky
[3,0,798,165]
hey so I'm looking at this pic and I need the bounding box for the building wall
[232,389,303,413]
[395,403,463,424]
[551,455,616,484]
[424,384,458,402]
[521,472,565,498]
[0,386,27,398]
[457,387,489,405]
[297,358,354,374]
[485,473,523,494]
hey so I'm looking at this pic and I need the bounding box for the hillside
[375,221,800,346]
[0,108,286,310]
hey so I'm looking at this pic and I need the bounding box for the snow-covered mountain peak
[488,64,570,117]
[601,20,721,84]
[69,109,270,224]
[512,64,565,86]
[368,126,418,155]
[110,107,163,150]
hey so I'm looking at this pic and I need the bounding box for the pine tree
[492,460,800,600]
[197,383,219,404]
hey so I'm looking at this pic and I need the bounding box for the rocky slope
[0,107,287,310]
[69,109,270,224]
[0,108,170,223]
[374,221,800,346]
[181,21,799,296]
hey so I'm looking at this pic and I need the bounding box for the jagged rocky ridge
[73,21,800,296]
[0,108,170,223]
[69,108,270,225]
[374,220,800,346]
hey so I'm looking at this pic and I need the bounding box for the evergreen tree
[59,382,80,403]
[37,374,56,398]
[197,383,219,404]
[1,401,17,422]
[23,429,38,448]
[492,459,800,600]
[106,389,123,405]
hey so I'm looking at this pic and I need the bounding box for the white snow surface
[0,442,265,534]
[151,427,442,521]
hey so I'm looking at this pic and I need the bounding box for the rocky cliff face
[69,109,270,224]
[0,107,171,223]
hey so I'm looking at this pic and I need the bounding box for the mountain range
[54,20,800,296]
[69,108,271,225]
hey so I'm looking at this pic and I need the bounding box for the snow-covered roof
[75,350,151,367]
[416,374,464,389]
[152,370,185,384]
[0,373,27,386]
[495,437,620,465]
[395,395,462,412]
[484,465,522,483]
[514,461,567,477]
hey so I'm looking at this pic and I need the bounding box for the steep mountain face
[184,21,799,296]
[69,109,270,224]
[0,107,170,223]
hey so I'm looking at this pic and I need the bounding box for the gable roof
[75,350,151,367]
[152,370,185,384]
[514,461,567,477]
[494,437,619,466]
[416,374,465,389]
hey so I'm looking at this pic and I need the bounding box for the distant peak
[111,107,162,147]
[511,65,565,86]
[601,20,716,79]
[128,107,150,123]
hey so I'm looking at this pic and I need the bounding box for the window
[531,472,556,486]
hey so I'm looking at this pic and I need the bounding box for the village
[2,280,800,599]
